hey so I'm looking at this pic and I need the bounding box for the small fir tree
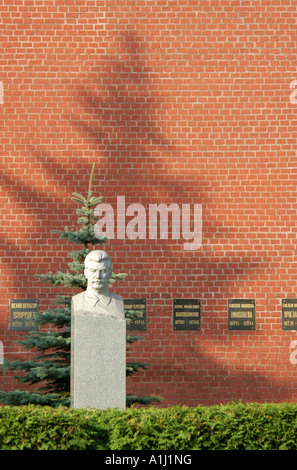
[0,164,160,407]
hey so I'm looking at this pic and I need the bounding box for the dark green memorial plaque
[124,299,147,331]
[282,299,297,330]
[173,299,201,330]
[10,299,39,331]
[228,299,255,330]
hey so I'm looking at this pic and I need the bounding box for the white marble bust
[71,250,125,320]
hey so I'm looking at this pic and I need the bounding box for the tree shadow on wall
[70,31,185,193]
[70,30,268,273]
[1,29,272,292]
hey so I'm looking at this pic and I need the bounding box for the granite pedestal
[71,310,126,410]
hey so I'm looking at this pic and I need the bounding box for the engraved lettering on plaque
[173,299,201,331]
[124,299,147,331]
[228,299,255,330]
[10,299,39,331]
[282,299,297,330]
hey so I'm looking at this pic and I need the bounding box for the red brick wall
[1,0,297,406]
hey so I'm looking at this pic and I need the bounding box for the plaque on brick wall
[124,299,147,331]
[228,299,255,330]
[173,299,201,330]
[282,299,297,330]
[10,299,39,331]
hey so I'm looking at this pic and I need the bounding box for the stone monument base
[71,311,126,410]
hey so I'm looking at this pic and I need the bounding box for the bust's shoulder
[110,292,124,319]
[110,292,124,303]
[72,291,85,299]
[71,291,86,307]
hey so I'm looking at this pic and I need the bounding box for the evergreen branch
[15,331,71,352]
[126,334,144,344]
[126,362,149,376]
[0,390,70,407]
[53,295,72,306]
[89,196,103,206]
[34,271,86,289]
[71,192,87,203]
[35,307,71,328]
[126,395,162,406]
[68,248,91,261]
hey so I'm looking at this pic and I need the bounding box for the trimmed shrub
[0,405,109,450]
[1,402,297,450]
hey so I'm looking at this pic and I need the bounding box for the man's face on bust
[85,259,111,294]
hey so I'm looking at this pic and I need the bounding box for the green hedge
[1,402,297,450]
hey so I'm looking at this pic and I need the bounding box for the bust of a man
[71,250,125,320]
